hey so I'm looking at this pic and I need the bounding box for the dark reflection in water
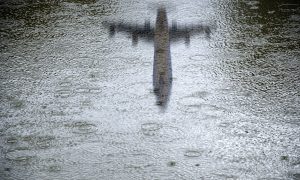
[103,7,211,108]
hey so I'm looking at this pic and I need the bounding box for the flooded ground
[0,0,299,179]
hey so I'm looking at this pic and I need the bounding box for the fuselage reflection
[103,7,210,108]
[153,8,172,107]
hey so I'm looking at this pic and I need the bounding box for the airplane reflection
[103,7,211,108]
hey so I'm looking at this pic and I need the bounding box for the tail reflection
[103,7,210,108]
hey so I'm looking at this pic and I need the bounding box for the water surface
[0,0,299,179]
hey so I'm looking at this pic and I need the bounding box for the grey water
[0,0,299,179]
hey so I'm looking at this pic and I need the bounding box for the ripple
[214,173,239,180]
[101,151,156,171]
[123,153,155,169]
[184,149,203,158]
[6,137,19,144]
[66,121,98,134]
[11,99,25,109]
[35,136,56,149]
[74,87,102,94]
[89,88,102,94]
[217,122,232,128]
[47,164,62,172]
[5,148,36,164]
[178,96,206,106]
[110,56,140,65]
[118,81,152,99]
[5,122,36,134]
[140,123,184,142]
[58,81,72,87]
[102,56,139,71]
[189,54,208,61]
[177,96,227,114]
[181,64,206,74]
[142,61,152,67]
[68,57,96,68]
[55,89,73,98]
[190,91,210,99]
[74,87,91,94]
[141,123,162,136]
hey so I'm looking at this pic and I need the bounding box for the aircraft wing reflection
[103,7,211,108]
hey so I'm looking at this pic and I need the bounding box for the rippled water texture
[0,0,300,179]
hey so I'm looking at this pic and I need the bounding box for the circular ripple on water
[55,89,73,98]
[5,147,36,165]
[5,122,36,135]
[66,121,98,134]
[68,57,96,69]
[141,61,152,67]
[181,64,206,74]
[101,151,156,172]
[40,158,63,172]
[74,87,102,94]
[6,136,19,144]
[117,81,152,99]
[110,56,140,65]
[140,123,184,143]
[141,123,162,136]
[58,81,72,88]
[74,87,90,94]
[189,54,208,61]
[103,56,139,71]
[34,136,56,149]
[177,96,227,114]
[177,96,204,113]
[184,149,204,158]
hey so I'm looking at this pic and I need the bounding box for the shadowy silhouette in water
[103,7,211,108]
